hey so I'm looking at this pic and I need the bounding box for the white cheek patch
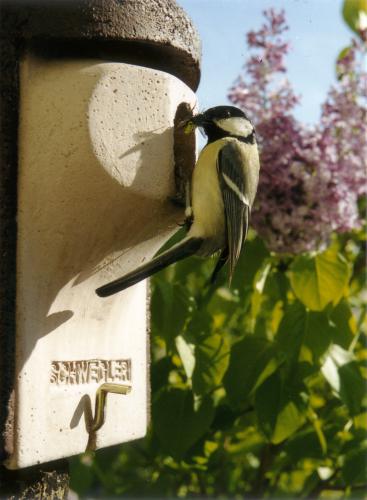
[214,117,253,137]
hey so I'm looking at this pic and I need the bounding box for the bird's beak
[182,113,205,134]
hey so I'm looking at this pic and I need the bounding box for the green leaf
[151,356,175,393]
[289,248,350,311]
[304,312,333,362]
[231,236,270,293]
[255,371,306,444]
[276,303,336,367]
[276,301,307,364]
[255,371,282,439]
[285,428,329,461]
[211,404,241,431]
[342,441,367,484]
[224,336,279,408]
[204,440,219,457]
[185,309,213,343]
[321,344,354,391]
[192,333,230,395]
[276,302,335,365]
[330,299,357,348]
[176,335,195,379]
[339,361,365,415]
[272,400,306,444]
[170,254,211,289]
[152,388,214,460]
[151,281,192,342]
[207,287,241,329]
[69,455,95,495]
[268,268,290,304]
[343,0,367,35]
[321,345,365,415]
[254,261,272,294]
[336,45,353,79]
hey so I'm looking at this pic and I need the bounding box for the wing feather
[217,142,249,282]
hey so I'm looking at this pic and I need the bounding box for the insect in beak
[183,120,196,135]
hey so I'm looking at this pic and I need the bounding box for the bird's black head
[185,105,255,144]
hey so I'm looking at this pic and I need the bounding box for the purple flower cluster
[228,9,367,254]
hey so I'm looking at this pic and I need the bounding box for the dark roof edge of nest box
[0,0,202,91]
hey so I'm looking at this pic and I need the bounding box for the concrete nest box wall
[0,0,201,471]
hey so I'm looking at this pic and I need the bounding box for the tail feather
[210,247,229,285]
[96,237,203,297]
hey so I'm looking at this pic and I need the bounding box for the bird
[96,105,260,298]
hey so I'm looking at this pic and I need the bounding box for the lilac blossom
[228,9,367,254]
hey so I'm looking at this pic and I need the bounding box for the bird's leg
[184,179,193,230]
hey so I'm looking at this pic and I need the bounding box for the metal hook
[89,382,132,433]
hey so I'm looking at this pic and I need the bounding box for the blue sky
[177,0,353,125]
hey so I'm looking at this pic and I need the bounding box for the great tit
[96,105,260,297]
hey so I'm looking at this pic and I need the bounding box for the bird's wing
[217,141,249,282]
